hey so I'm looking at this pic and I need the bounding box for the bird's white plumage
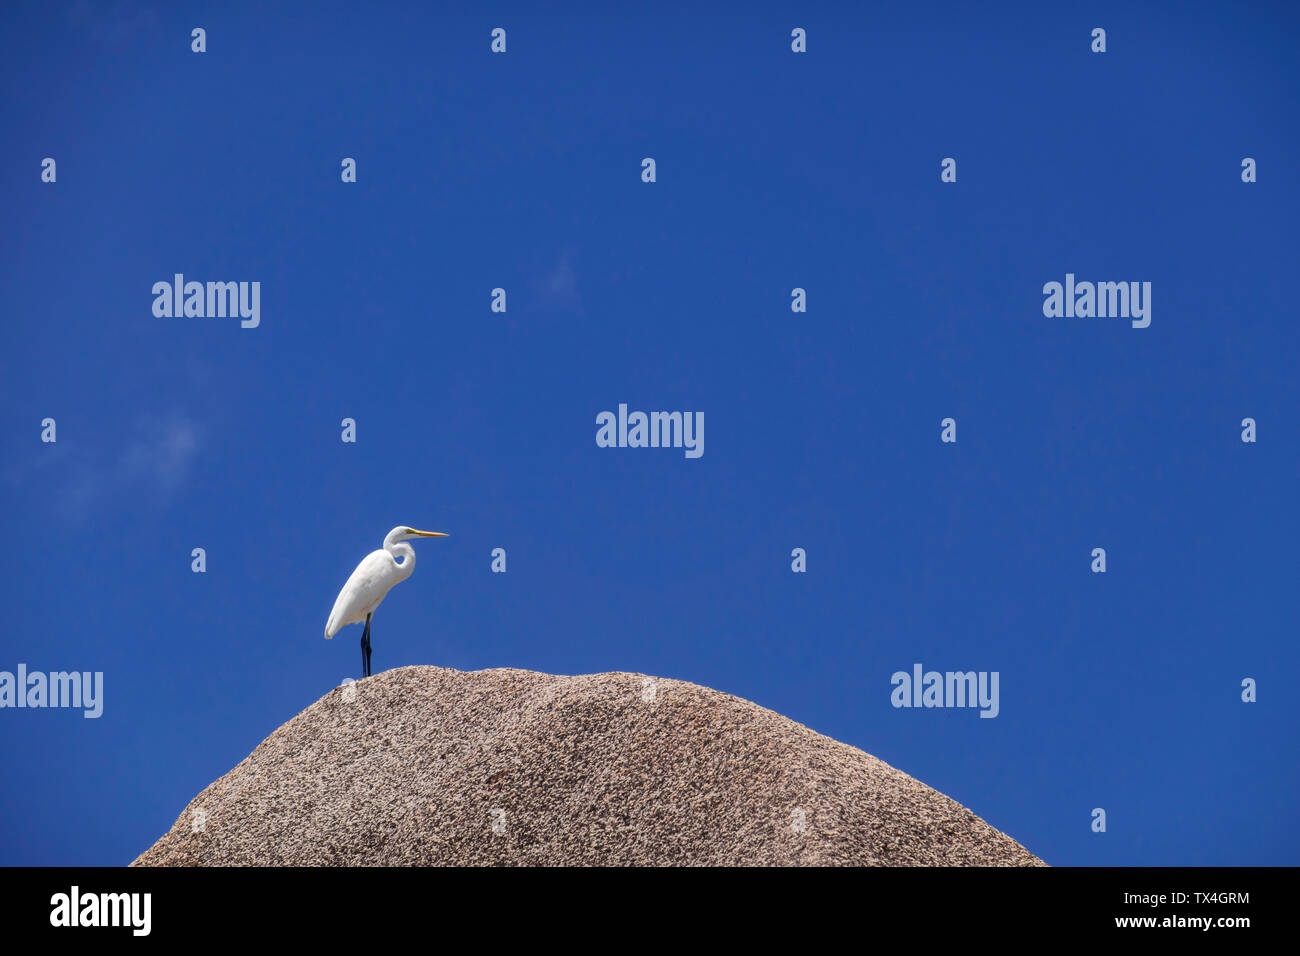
[325,526,447,639]
[325,549,405,638]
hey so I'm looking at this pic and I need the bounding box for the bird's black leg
[362,613,372,677]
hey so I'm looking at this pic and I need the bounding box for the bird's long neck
[387,540,416,583]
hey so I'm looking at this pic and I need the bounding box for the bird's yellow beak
[409,529,449,537]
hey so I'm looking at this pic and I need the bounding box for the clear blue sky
[1,1,1296,866]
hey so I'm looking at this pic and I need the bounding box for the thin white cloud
[533,249,581,311]
[120,419,198,490]
[5,415,201,519]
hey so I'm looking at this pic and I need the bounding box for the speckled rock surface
[132,666,1044,866]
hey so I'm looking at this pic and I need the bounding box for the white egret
[326,526,449,677]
